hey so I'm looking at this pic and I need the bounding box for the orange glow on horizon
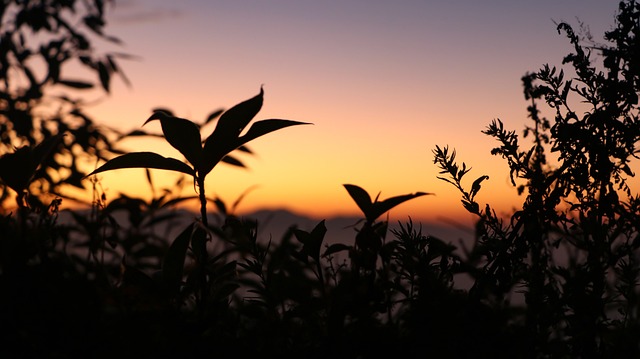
[14,1,624,232]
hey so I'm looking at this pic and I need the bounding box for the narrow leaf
[213,197,227,215]
[98,61,110,92]
[221,155,246,168]
[204,109,224,124]
[236,119,311,150]
[87,152,195,177]
[162,223,194,295]
[214,88,264,140]
[369,192,431,222]
[201,119,309,176]
[151,107,175,116]
[57,79,94,89]
[237,145,253,154]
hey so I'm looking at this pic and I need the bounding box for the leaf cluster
[0,0,130,208]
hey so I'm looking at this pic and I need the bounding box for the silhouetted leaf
[372,193,431,222]
[204,109,224,124]
[121,129,152,137]
[294,220,327,263]
[144,111,203,168]
[221,155,246,168]
[190,224,208,262]
[214,88,264,140]
[323,243,351,257]
[202,119,309,175]
[344,184,373,218]
[87,152,195,177]
[145,168,153,190]
[57,79,94,89]
[201,90,264,174]
[151,107,175,117]
[161,195,200,209]
[470,175,489,199]
[213,197,227,215]
[0,133,64,193]
[200,89,310,176]
[98,60,110,92]
[236,119,311,149]
[162,223,194,295]
[0,146,33,193]
[345,184,431,222]
[237,145,253,154]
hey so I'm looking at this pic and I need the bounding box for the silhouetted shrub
[1,1,640,359]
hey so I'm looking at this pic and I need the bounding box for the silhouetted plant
[0,0,129,208]
[87,88,308,317]
[88,88,309,226]
[434,1,640,356]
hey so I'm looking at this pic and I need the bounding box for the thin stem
[197,175,208,227]
[196,174,209,318]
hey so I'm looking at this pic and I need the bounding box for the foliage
[0,0,129,209]
[434,1,640,356]
[1,1,640,359]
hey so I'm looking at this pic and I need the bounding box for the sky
[78,0,623,226]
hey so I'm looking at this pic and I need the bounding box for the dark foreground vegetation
[1,1,640,358]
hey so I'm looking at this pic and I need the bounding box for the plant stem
[197,175,208,227]
[196,174,209,319]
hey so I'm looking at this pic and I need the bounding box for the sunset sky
[81,0,622,226]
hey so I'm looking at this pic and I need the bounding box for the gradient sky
[80,0,623,225]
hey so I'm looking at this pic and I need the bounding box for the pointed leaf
[121,129,154,138]
[236,119,311,148]
[98,61,110,92]
[144,112,203,168]
[201,89,264,175]
[369,192,431,222]
[212,197,227,215]
[221,155,246,168]
[344,184,373,218]
[237,145,253,154]
[87,152,195,177]
[204,109,224,124]
[294,220,327,262]
[57,79,94,89]
[214,88,264,140]
[201,119,309,176]
[162,223,194,295]
[151,107,175,117]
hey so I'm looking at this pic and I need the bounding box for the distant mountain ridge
[237,207,475,249]
[56,205,475,250]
